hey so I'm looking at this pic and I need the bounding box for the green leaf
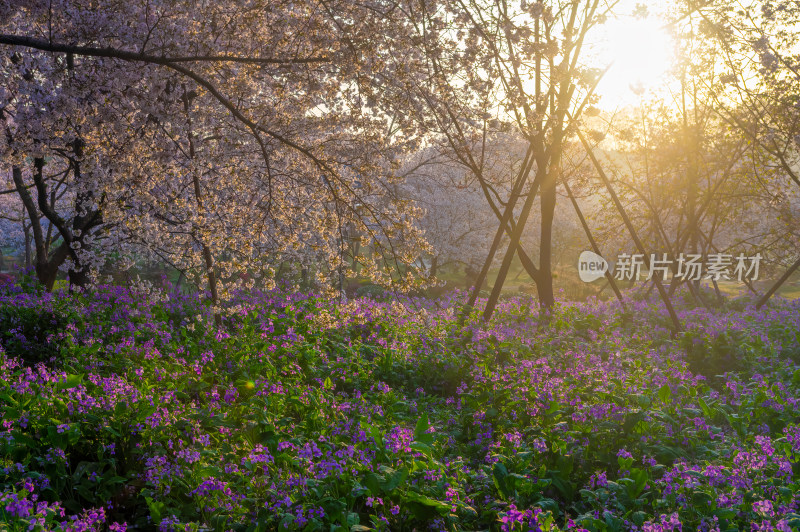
[623,411,645,433]
[76,484,93,502]
[493,462,509,497]
[380,467,408,492]
[67,428,81,445]
[691,490,713,506]
[145,497,165,522]
[713,508,737,519]
[658,384,671,404]
[782,514,800,527]
[103,425,122,437]
[414,413,432,444]
[10,432,37,450]
[550,476,574,501]
[410,441,433,458]
[405,493,451,510]
[546,401,562,415]
[537,498,559,514]
[363,473,381,495]
[628,468,648,499]
[0,393,18,407]
[556,455,574,477]
[698,396,713,418]
[631,511,648,526]
[56,374,83,391]
[603,510,623,531]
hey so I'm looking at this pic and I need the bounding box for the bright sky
[586,4,676,110]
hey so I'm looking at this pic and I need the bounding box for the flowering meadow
[0,278,799,532]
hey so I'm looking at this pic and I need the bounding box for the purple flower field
[0,280,799,531]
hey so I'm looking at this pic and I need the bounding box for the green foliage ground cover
[0,280,799,531]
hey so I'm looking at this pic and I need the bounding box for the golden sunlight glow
[588,12,675,109]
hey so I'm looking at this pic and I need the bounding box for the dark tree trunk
[36,262,59,291]
[536,172,557,309]
[68,266,91,291]
[23,219,32,269]
[175,269,186,293]
[35,242,70,291]
[13,165,53,288]
[202,244,221,326]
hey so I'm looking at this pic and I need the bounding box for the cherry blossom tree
[0,0,429,306]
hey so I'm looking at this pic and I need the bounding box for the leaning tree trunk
[12,164,56,289]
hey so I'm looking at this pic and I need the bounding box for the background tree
[400,149,500,279]
[690,0,800,298]
[384,0,617,317]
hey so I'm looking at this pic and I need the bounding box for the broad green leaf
[658,384,671,404]
[414,413,431,442]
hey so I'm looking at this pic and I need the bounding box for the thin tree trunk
[202,244,220,324]
[471,150,542,285]
[537,169,557,309]
[175,269,186,293]
[23,218,32,269]
[483,166,545,321]
[757,256,800,309]
[184,86,221,326]
[352,240,361,276]
[712,278,723,305]
[466,149,536,309]
[562,180,625,305]
[67,146,90,291]
[574,126,683,333]
[12,165,51,288]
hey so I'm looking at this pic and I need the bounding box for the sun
[587,10,675,109]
